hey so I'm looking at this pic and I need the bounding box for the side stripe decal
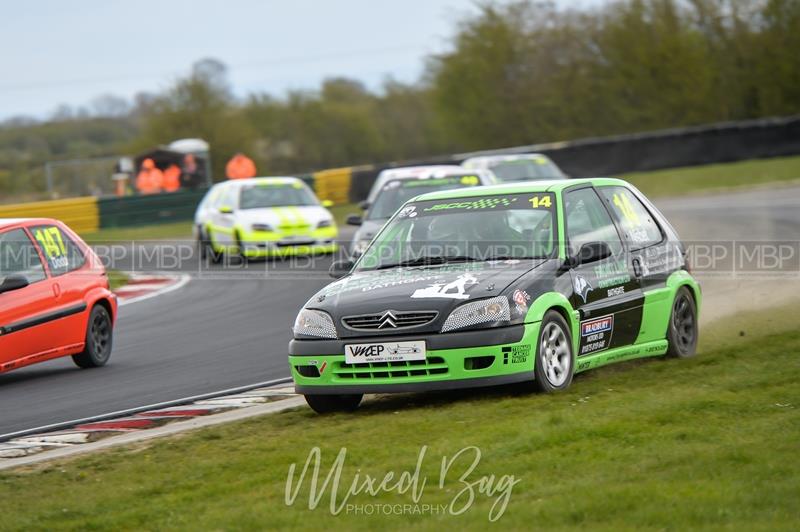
[0,303,87,336]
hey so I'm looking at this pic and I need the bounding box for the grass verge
[619,154,800,198]
[328,202,359,227]
[106,269,129,291]
[80,221,194,243]
[1,303,798,530]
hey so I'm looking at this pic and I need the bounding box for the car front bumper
[288,323,540,394]
[240,226,338,257]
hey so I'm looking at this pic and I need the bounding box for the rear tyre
[72,305,113,369]
[667,287,698,358]
[304,394,363,414]
[533,311,574,392]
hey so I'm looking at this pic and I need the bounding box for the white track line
[118,273,191,307]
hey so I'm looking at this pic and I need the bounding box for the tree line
[1,0,798,199]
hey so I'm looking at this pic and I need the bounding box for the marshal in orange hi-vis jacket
[225,153,257,180]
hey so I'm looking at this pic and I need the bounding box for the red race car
[0,218,117,374]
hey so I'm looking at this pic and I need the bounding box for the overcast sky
[0,0,602,120]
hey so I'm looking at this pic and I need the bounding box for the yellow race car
[194,177,338,259]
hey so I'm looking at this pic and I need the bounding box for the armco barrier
[0,197,99,233]
[313,114,800,203]
[312,167,352,204]
[455,114,800,178]
[97,189,208,228]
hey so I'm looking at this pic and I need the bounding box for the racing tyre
[199,227,221,263]
[304,394,363,414]
[667,287,698,358]
[72,305,113,369]
[533,311,574,392]
[234,231,247,262]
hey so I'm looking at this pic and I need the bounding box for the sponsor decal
[411,273,478,300]
[423,197,516,212]
[593,259,630,288]
[636,244,684,277]
[344,340,426,364]
[581,315,613,336]
[629,227,650,244]
[607,286,625,297]
[573,275,593,303]
[502,344,530,364]
[512,289,531,315]
[398,206,418,218]
[579,315,614,356]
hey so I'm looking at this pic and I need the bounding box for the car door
[0,227,56,370]
[563,187,644,357]
[29,223,93,348]
[597,185,677,344]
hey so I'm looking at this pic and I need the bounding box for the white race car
[361,165,486,210]
[461,153,568,182]
[348,166,497,257]
[194,177,338,258]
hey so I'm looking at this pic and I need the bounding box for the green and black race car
[288,178,701,413]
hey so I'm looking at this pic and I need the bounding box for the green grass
[1,304,799,530]
[619,155,800,198]
[328,202,360,226]
[80,221,194,243]
[106,270,129,291]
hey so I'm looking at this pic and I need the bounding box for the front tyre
[533,311,574,392]
[667,287,698,358]
[72,305,113,369]
[200,227,222,263]
[304,394,363,414]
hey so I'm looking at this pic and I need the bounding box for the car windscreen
[366,175,483,220]
[490,158,564,182]
[239,183,317,209]
[356,192,556,271]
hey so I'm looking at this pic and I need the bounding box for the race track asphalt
[1,185,799,435]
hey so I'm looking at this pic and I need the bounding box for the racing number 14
[612,193,640,224]
[529,195,552,209]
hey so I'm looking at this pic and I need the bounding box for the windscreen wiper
[483,255,540,261]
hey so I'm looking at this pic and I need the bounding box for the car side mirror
[329,260,354,279]
[219,206,233,214]
[358,200,370,210]
[0,275,29,294]
[346,214,363,226]
[321,199,334,208]
[571,241,612,267]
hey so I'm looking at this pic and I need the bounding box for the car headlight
[252,223,273,232]
[441,296,511,333]
[293,309,338,339]
[317,219,333,229]
[351,239,370,256]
